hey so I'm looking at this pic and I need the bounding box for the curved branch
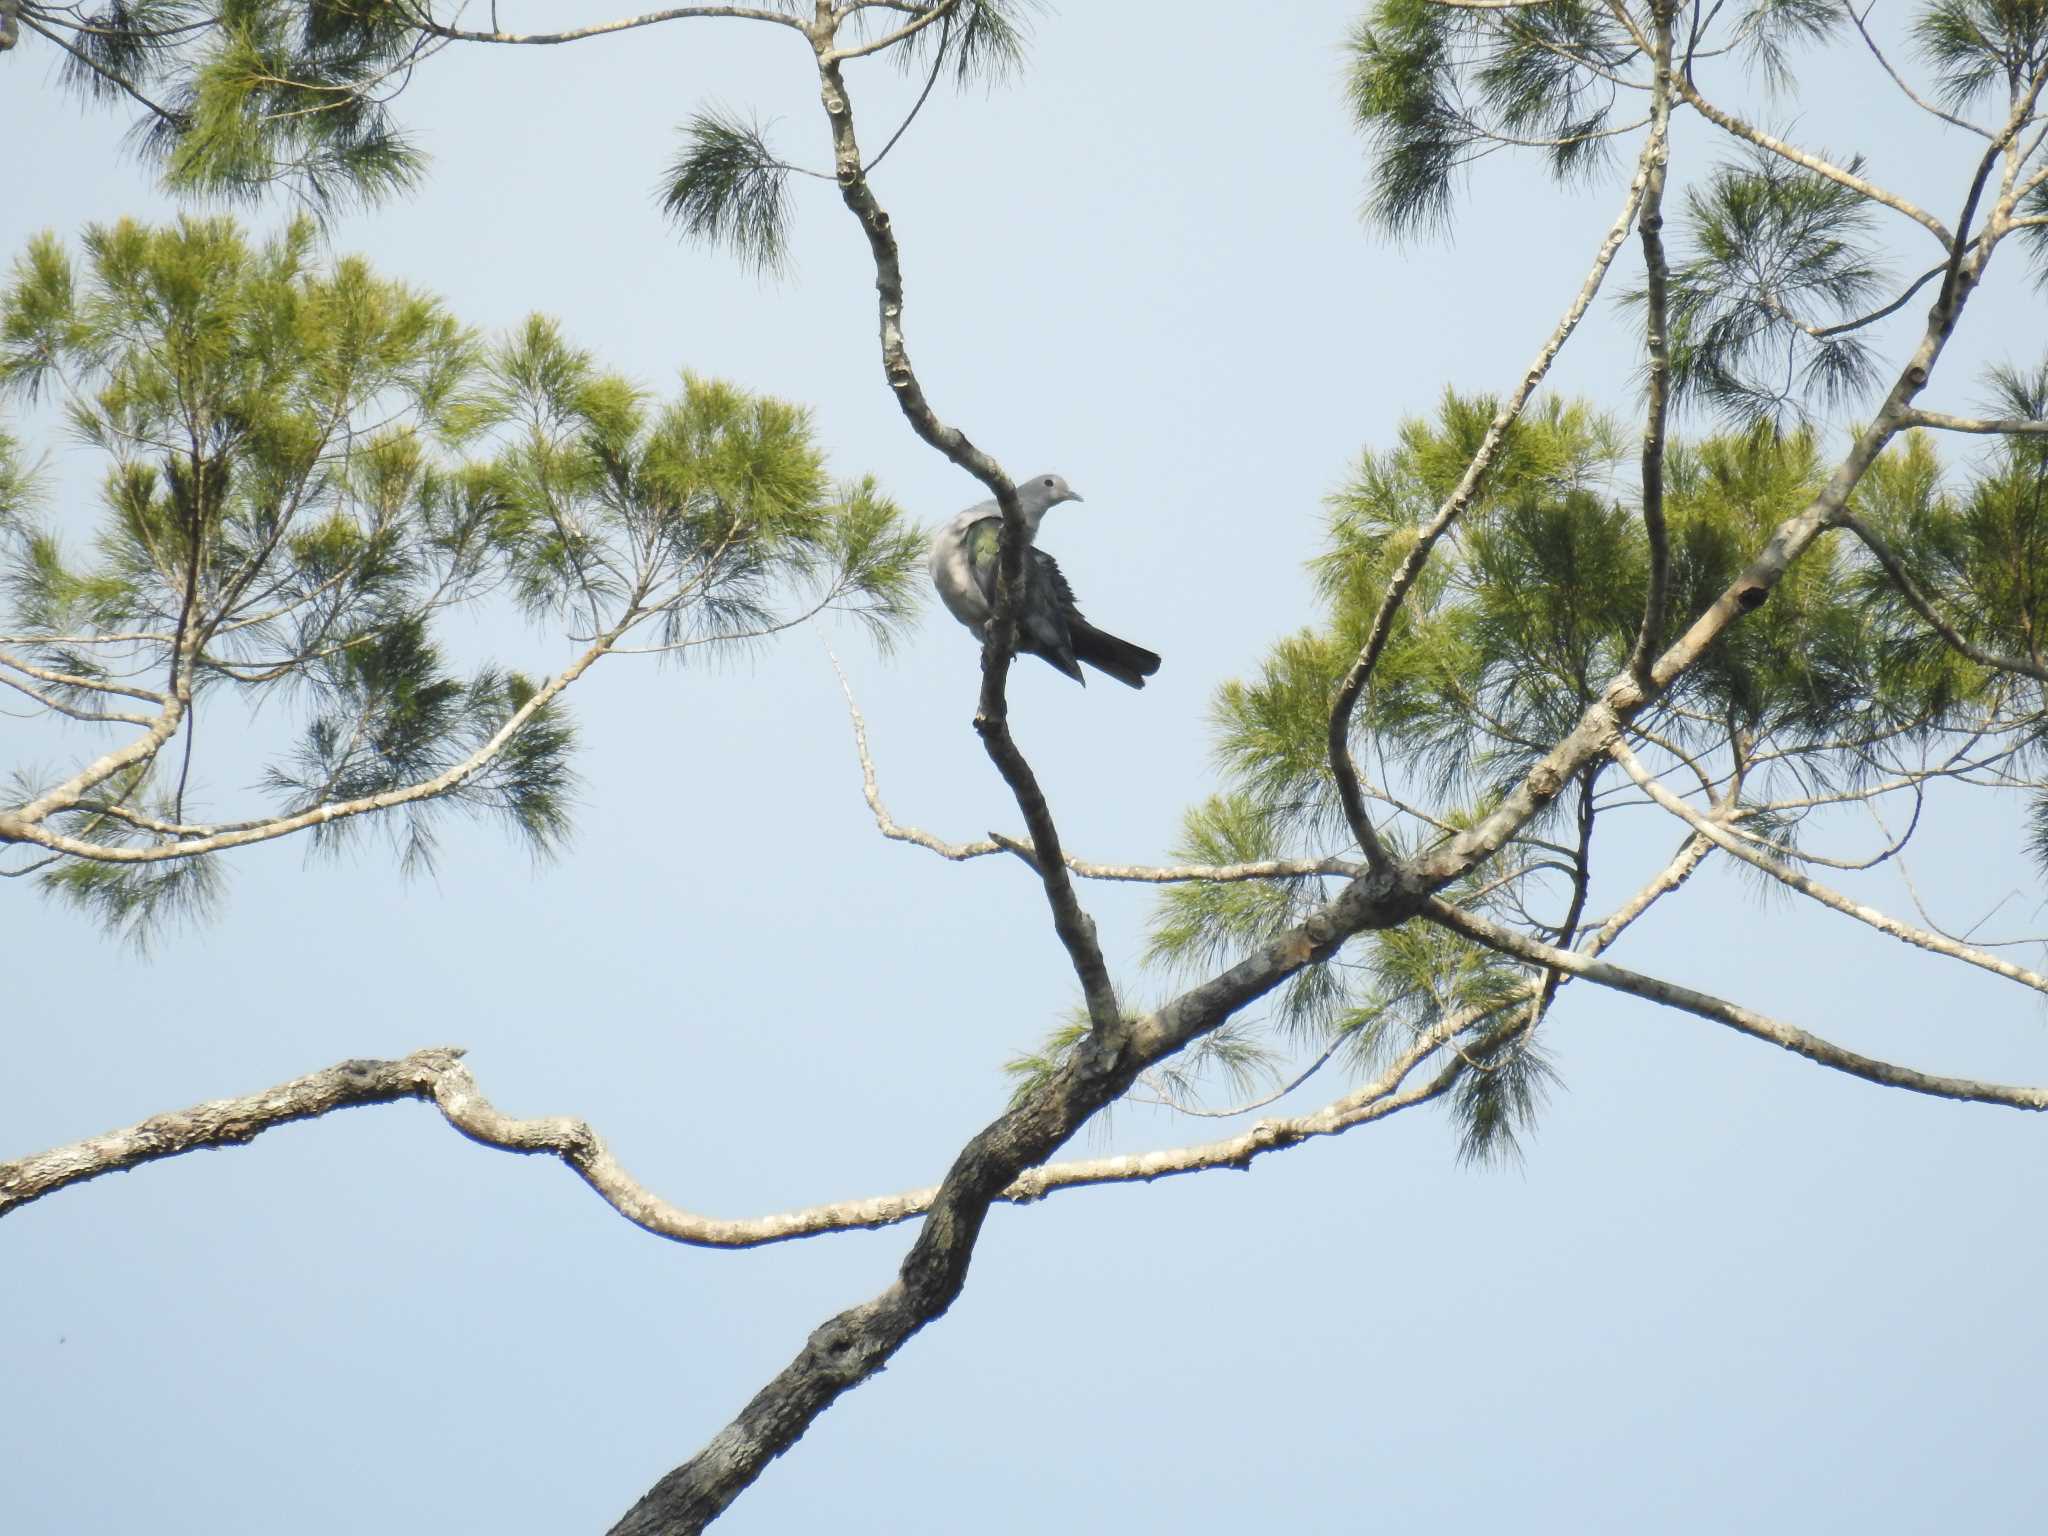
[1426,900,2048,1110]
[1,1049,456,1216]
[1,620,625,861]
[1610,740,2048,995]
[831,652,1358,882]
[1669,71,1954,245]
[1326,122,1661,864]
[1837,513,2048,684]
[809,46,1118,1035]
[824,0,962,62]
[1841,0,1993,139]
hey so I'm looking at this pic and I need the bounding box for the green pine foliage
[25,3,1041,221]
[1912,0,2048,111]
[1150,390,2048,1152]
[1656,151,1889,427]
[0,217,923,941]
[660,112,796,277]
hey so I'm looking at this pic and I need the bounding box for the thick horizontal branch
[1,1049,456,1215]
[1897,408,2048,435]
[0,1046,936,1240]
[1,1023,1461,1246]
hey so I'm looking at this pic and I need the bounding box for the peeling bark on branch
[0,1050,457,1215]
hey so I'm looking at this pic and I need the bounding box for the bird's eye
[1043,477,1054,488]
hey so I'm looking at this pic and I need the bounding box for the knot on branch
[1735,584,1769,612]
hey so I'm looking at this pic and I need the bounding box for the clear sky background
[3,5,2045,1533]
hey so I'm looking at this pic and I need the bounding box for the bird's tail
[1070,619,1161,689]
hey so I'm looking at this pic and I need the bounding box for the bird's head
[1023,473,1083,512]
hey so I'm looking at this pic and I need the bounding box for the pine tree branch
[1668,72,1953,246]
[0,647,169,705]
[0,620,627,860]
[0,672,157,725]
[396,3,808,45]
[1409,101,2029,893]
[1610,740,2048,994]
[807,41,1119,1039]
[609,849,1428,1530]
[1579,830,1714,957]
[1,1050,459,1216]
[1836,512,2048,684]
[1326,122,1661,869]
[1627,3,1674,686]
[15,9,182,123]
[823,0,962,63]
[1896,408,2048,435]
[1425,900,2048,1111]
[831,652,1360,882]
[0,1006,1474,1250]
[1841,0,1993,140]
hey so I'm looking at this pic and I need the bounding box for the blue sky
[3,5,2045,1533]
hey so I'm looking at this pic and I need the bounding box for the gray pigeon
[929,473,1162,689]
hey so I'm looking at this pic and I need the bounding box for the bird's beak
[1070,492,1085,504]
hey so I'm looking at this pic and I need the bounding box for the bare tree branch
[398,4,808,45]
[1842,0,1993,140]
[823,0,961,62]
[1426,900,2048,1111]
[1627,1,1674,686]
[830,652,1359,883]
[1896,408,2048,436]
[1,1049,458,1216]
[1611,740,2048,993]
[1669,70,1954,246]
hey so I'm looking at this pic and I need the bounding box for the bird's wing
[1030,547,1080,615]
[930,511,995,633]
[963,515,1004,609]
[969,523,1081,618]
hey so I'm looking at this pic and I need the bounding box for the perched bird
[929,473,1162,689]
